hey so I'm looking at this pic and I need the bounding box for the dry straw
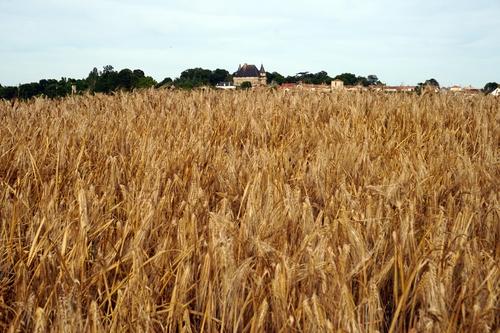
[0,89,498,332]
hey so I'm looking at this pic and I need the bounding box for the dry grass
[0,89,498,332]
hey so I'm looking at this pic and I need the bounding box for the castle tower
[259,64,267,86]
[233,63,268,87]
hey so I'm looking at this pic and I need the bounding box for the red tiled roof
[279,83,298,88]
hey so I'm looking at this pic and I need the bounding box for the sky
[0,0,499,87]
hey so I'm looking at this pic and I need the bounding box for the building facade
[233,64,267,87]
[215,82,236,90]
[449,85,463,92]
[331,79,344,90]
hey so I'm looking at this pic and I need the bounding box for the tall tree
[94,67,119,93]
[39,79,59,98]
[283,75,299,84]
[483,82,498,94]
[367,75,381,86]
[334,73,358,86]
[416,78,440,94]
[356,76,369,87]
[18,82,42,99]
[156,77,173,88]
[86,67,100,91]
[56,78,72,97]
[133,69,145,78]
[209,69,231,86]
[266,72,285,85]
[117,69,134,90]
[175,68,212,89]
[424,78,440,88]
[103,65,114,74]
[297,71,332,85]
[1,86,18,99]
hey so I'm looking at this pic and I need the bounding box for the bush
[240,81,252,89]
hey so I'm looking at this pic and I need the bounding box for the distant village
[1,63,499,100]
[217,63,500,96]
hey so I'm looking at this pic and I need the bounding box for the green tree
[133,69,145,78]
[266,72,285,85]
[94,66,119,93]
[334,73,358,86]
[284,75,299,84]
[85,65,156,93]
[416,78,440,94]
[131,69,157,89]
[86,67,100,91]
[313,71,332,84]
[56,78,72,97]
[210,69,231,86]
[296,71,332,85]
[175,68,212,89]
[356,76,369,87]
[18,82,42,99]
[135,76,157,89]
[117,69,134,90]
[103,65,114,74]
[156,77,173,88]
[424,78,440,88]
[1,86,18,99]
[240,81,252,89]
[72,79,89,93]
[483,82,498,94]
[295,72,311,83]
[39,79,59,98]
[367,75,381,86]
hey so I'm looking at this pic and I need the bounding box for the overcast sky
[1,0,499,87]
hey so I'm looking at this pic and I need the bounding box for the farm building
[331,79,344,90]
[215,82,236,90]
[449,85,463,92]
[382,86,416,92]
[278,83,331,92]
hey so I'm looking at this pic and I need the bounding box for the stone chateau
[233,64,267,87]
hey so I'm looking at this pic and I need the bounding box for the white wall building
[215,82,236,90]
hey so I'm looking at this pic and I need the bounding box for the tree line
[0,66,158,100]
[0,66,233,100]
[0,66,382,100]
[266,71,382,86]
[1,65,498,100]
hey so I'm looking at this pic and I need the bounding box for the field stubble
[0,90,498,332]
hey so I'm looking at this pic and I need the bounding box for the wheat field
[0,90,498,332]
